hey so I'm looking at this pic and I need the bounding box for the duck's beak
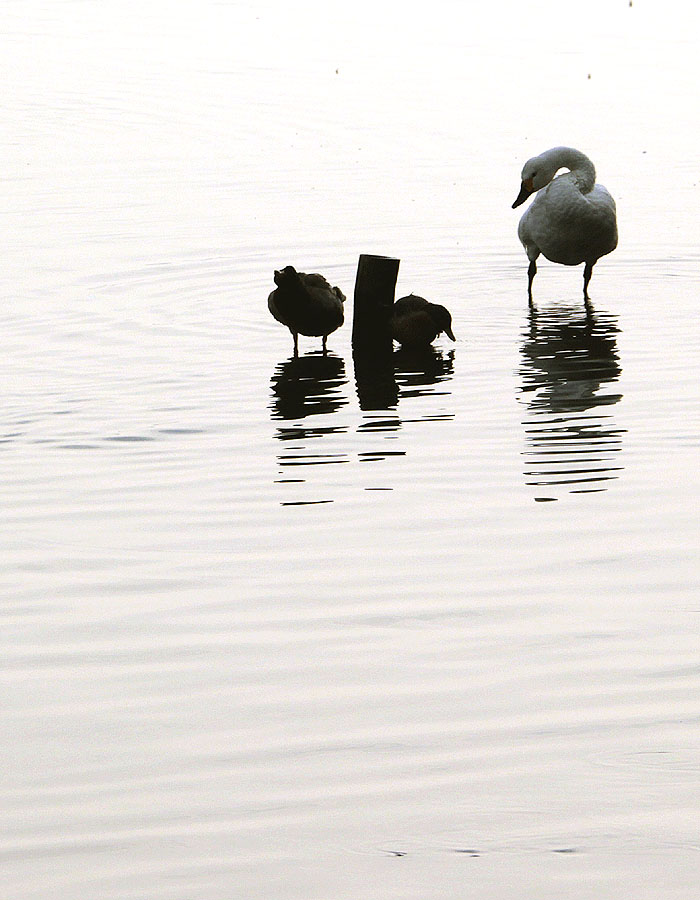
[444,324,456,341]
[512,177,534,209]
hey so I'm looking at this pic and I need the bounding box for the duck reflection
[270,351,348,439]
[353,345,455,412]
[270,351,350,504]
[353,345,455,466]
[518,304,625,496]
[270,344,456,503]
[393,345,455,401]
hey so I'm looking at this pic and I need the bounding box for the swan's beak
[444,324,456,341]
[512,177,534,209]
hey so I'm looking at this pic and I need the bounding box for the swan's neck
[548,147,596,194]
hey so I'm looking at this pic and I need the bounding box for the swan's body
[268,266,345,355]
[390,295,455,347]
[512,147,617,303]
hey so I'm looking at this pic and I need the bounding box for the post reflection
[518,304,625,497]
[352,348,399,412]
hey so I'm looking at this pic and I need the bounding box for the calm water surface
[3,2,699,898]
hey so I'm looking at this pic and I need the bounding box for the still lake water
[3,2,699,897]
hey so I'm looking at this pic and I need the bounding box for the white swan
[512,147,618,303]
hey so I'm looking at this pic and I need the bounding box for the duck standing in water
[268,265,345,355]
[390,295,455,347]
[512,146,618,303]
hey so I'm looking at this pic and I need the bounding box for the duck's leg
[583,261,594,302]
[527,259,537,304]
[292,331,299,357]
[322,335,328,356]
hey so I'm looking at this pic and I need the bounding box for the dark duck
[268,266,345,355]
[390,295,455,348]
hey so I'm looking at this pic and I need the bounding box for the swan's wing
[589,183,617,216]
[519,176,617,265]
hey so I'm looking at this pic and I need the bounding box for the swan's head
[512,158,548,207]
[512,147,578,208]
[512,152,559,208]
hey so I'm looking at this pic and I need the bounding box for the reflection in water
[270,351,348,433]
[355,346,455,467]
[392,347,456,428]
[393,346,455,400]
[269,345,456,503]
[270,351,352,504]
[352,349,399,411]
[354,345,455,413]
[270,353,350,487]
[518,304,625,497]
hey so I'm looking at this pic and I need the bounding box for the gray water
[3,2,700,898]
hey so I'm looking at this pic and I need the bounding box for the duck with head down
[512,146,618,304]
[268,265,345,356]
[390,294,456,348]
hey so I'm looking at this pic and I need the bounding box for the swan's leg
[322,335,328,355]
[583,262,594,301]
[292,331,299,356]
[527,259,537,304]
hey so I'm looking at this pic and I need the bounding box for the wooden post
[352,254,400,352]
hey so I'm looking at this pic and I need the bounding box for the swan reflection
[518,304,624,496]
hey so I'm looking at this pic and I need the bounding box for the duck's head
[273,265,300,287]
[430,304,455,341]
